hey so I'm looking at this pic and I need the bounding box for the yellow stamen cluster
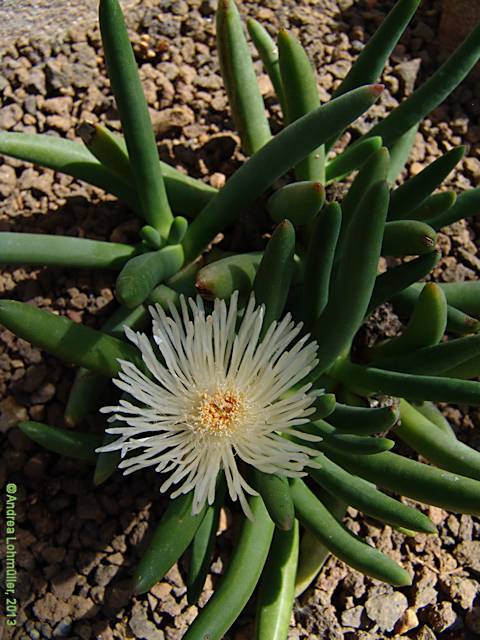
[194,390,246,435]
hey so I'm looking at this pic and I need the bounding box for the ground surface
[0,0,480,639]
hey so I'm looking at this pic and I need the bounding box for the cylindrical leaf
[216,0,271,154]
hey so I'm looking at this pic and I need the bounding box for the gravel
[1,0,480,639]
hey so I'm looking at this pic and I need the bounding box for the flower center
[193,390,246,435]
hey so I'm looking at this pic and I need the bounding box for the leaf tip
[369,83,384,98]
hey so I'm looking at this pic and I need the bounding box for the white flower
[97,292,321,518]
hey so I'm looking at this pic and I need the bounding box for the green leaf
[369,283,447,361]
[139,225,163,250]
[362,19,480,147]
[0,131,138,209]
[408,191,456,222]
[391,285,480,336]
[327,448,480,516]
[388,146,466,220]
[182,84,383,261]
[134,492,207,594]
[310,452,435,533]
[77,120,132,179]
[94,432,121,485]
[325,136,382,183]
[99,0,173,235]
[328,402,399,436]
[290,478,411,586]
[302,202,341,329]
[0,232,137,270]
[247,18,286,113]
[294,494,345,597]
[0,300,142,377]
[301,419,394,455]
[312,180,389,376]
[116,244,184,308]
[167,216,189,244]
[367,251,440,315]
[396,400,480,481]
[278,29,325,182]
[64,305,149,427]
[255,521,299,640]
[326,0,420,150]
[19,421,100,463]
[195,252,262,300]
[267,181,325,226]
[253,220,295,330]
[187,479,226,605]
[426,187,480,229]
[434,281,480,318]
[332,357,480,405]
[0,131,216,218]
[252,469,295,531]
[183,496,274,640]
[382,220,437,256]
[386,125,418,184]
[338,147,390,249]
[216,0,271,154]
[374,333,480,377]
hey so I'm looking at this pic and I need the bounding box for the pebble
[439,576,479,610]
[395,608,419,635]
[0,102,22,128]
[52,617,72,638]
[364,591,409,631]
[454,540,480,572]
[0,163,16,196]
[129,601,165,640]
[421,601,459,633]
[0,395,28,431]
[32,593,71,624]
[341,604,365,628]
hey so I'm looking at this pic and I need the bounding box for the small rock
[210,172,226,189]
[95,564,120,587]
[395,608,419,635]
[341,605,365,628]
[70,595,98,620]
[454,540,480,572]
[464,156,480,180]
[0,103,23,129]
[365,591,408,631]
[0,163,17,197]
[51,568,77,600]
[105,578,133,609]
[427,506,447,525]
[129,601,165,639]
[52,617,73,638]
[43,96,73,116]
[413,626,436,640]
[31,382,56,404]
[394,58,422,94]
[151,106,194,135]
[159,592,182,618]
[151,582,172,600]
[0,396,28,431]
[440,575,478,610]
[421,602,458,633]
[32,593,71,624]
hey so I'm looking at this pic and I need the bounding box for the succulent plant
[2,0,480,637]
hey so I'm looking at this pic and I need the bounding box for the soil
[0,1,480,639]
